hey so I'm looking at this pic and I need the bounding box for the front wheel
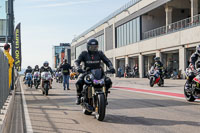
[184,83,195,102]
[150,77,154,87]
[95,94,106,121]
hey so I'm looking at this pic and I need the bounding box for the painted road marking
[20,78,33,133]
[113,86,200,101]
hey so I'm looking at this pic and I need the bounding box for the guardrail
[0,49,9,110]
[143,14,200,39]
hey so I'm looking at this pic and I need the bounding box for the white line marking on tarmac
[20,78,33,133]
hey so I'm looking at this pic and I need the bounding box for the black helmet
[196,45,200,55]
[35,65,39,69]
[27,66,31,69]
[87,38,99,52]
[154,57,160,62]
[43,61,49,67]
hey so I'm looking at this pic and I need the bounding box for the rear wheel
[184,83,195,102]
[95,94,106,121]
[150,77,154,87]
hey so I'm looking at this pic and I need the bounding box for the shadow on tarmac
[104,115,200,126]
[108,98,200,110]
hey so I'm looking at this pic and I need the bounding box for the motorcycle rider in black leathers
[153,57,164,86]
[24,66,33,81]
[185,45,200,90]
[25,66,33,75]
[74,38,116,105]
[40,61,53,88]
[32,65,40,74]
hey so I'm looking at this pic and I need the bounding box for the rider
[185,45,200,90]
[74,38,115,105]
[24,66,33,82]
[153,57,164,85]
[32,65,40,74]
[25,66,33,75]
[40,61,53,88]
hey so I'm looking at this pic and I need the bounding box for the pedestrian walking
[3,44,14,88]
[59,59,72,90]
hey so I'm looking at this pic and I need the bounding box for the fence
[0,49,9,110]
[143,14,200,40]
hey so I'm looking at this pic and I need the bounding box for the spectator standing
[59,59,72,90]
[3,44,14,88]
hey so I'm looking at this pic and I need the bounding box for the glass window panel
[127,22,130,45]
[121,25,124,46]
[133,19,137,43]
[130,20,133,44]
[124,24,127,46]
[137,17,140,42]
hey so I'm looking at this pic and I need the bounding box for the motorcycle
[148,67,163,87]
[33,71,40,89]
[184,68,200,102]
[80,68,112,121]
[25,73,33,88]
[41,72,52,96]
[70,72,79,80]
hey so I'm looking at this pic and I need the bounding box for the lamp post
[7,0,15,90]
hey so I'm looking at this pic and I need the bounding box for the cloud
[31,0,101,8]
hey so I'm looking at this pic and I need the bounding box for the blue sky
[0,0,6,19]
[15,0,131,69]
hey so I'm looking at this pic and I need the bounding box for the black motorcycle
[80,68,112,121]
[33,71,40,89]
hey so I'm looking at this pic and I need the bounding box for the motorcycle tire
[150,77,154,87]
[184,83,195,102]
[83,108,92,115]
[44,84,49,96]
[45,89,49,96]
[95,94,106,121]
[35,84,38,89]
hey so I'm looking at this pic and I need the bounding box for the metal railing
[143,14,200,40]
[0,49,9,110]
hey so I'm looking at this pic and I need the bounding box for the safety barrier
[0,49,9,110]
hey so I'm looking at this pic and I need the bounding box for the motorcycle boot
[76,95,81,105]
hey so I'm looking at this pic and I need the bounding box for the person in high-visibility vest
[4,44,14,88]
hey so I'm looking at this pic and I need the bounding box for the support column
[139,54,144,78]
[179,47,186,79]
[125,56,129,66]
[165,5,173,31]
[191,0,198,22]
[113,57,117,77]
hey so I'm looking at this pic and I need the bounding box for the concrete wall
[141,7,166,33]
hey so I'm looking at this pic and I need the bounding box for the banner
[14,23,22,71]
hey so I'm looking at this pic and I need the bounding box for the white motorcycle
[41,72,52,96]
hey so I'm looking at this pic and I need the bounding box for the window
[116,17,141,48]
[75,43,87,59]
[96,34,104,51]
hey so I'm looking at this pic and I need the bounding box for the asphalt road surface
[19,78,200,133]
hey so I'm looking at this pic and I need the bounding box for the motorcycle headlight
[84,74,93,84]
